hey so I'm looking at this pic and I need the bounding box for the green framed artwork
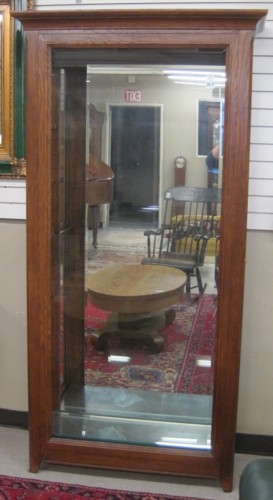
[0,1,26,177]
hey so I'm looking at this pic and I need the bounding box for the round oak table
[86,264,186,353]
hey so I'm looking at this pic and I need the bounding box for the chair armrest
[143,228,163,258]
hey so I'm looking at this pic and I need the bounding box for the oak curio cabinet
[13,8,266,492]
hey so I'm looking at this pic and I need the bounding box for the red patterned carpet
[0,475,213,499]
[84,294,216,395]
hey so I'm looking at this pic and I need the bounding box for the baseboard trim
[236,433,273,456]
[0,410,272,456]
[0,408,28,429]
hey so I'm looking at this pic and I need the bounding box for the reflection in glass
[51,49,225,451]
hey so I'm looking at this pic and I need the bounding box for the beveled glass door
[51,49,225,451]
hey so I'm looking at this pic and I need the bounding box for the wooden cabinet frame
[13,8,267,492]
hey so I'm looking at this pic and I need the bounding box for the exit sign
[124,89,142,103]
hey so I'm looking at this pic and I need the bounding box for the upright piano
[86,155,114,248]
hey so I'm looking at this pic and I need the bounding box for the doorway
[109,105,161,227]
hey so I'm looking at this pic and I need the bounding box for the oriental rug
[84,294,216,395]
[0,475,214,500]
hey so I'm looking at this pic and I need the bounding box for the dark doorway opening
[110,105,160,227]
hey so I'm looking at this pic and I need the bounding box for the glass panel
[51,48,225,451]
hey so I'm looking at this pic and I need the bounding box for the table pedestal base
[90,309,175,353]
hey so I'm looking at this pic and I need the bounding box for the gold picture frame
[0,3,13,162]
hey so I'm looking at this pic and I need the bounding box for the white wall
[0,180,26,220]
[0,222,28,411]
[238,230,273,434]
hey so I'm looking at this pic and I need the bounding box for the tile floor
[0,425,263,499]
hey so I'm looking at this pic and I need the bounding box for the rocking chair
[142,186,221,300]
